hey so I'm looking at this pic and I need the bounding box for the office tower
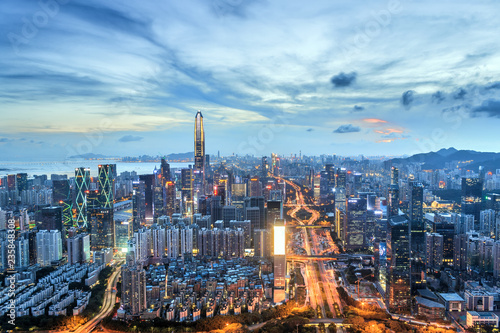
[52,179,73,229]
[38,206,63,232]
[115,220,132,251]
[246,207,261,243]
[343,197,367,251]
[335,168,347,189]
[429,216,455,267]
[121,250,147,317]
[166,227,179,259]
[89,208,114,251]
[230,220,251,248]
[165,181,176,217]
[273,219,286,304]
[153,167,164,220]
[425,233,443,271]
[160,158,171,182]
[388,185,400,218]
[409,182,424,250]
[98,164,115,209]
[485,193,500,212]
[16,173,28,192]
[462,178,483,230]
[262,156,269,178]
[181,168,193,215]
[391,167,399,186]
[194,111,205,195]
[244,196,265,228]
[386,216,411,313]
[222,205,238,228]
[210,196,223,224]
[67,233,90,265]
[7,174,16,191]
[139,174,154,224]
[254,229,269,257]
[75,167,90,228]
[325,164,335,185]
[249,177,262,197]
[36,230,63,267]
[132,180,145,232]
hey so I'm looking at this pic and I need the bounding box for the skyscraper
[344,197,367,251]
[409,182,424,250]
[273,218,286,304]
[52,179,73,230]
[98,164,115,209]
[462,177,483,230]
[89,208,114,251]
[194,111,205,195]
[75,167,90,228]
[386,216,411,313]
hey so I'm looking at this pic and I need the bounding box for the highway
[74,264,121,333]
[278,176,343,322]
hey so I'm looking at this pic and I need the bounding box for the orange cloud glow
[364,118,388,124]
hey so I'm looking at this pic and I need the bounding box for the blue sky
[1,0,500,160]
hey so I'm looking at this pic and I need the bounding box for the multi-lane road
[73,263,122,333]
[277,176,343,322]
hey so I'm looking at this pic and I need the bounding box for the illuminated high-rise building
[344,197,367,251]
[409,182,424,249]
[273,218,286,304]
[462,177,483,230]
[194,111,205,195]
[386,216,411,313]
[89,208,114,251]
[75,167,90,228]
[52,179,73,229]
[98,164,115,209]
[16,173,28,192]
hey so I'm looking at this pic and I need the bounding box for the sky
[1,0,500,161]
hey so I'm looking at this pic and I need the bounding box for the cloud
[333,124,361,133]
[470,100,500,118]
[352,105,365,112]
[486,82,500,90]
[0,138,10,143]
[306,128,313,132]
[119,135,144,142]
[431,91,445,104]
[374,128,404,135]
[453,88,467,100]
[330,72,357,87]
[401,90,415,108]
[363,118,388,124]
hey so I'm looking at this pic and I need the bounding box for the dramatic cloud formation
[330,72,357,87]
[333,124,361,133]
[471,100,500,118]
[0,0,499,160]
[432,91,445,104]
[401,90,415,108]
[119,135,144,142]
[453,88,467,100]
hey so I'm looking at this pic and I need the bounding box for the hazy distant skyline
[1,0,500,160]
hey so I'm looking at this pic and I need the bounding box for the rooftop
[438,293,465,302]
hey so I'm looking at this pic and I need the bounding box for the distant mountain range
[386,147,500,171]
[68,153,113,159]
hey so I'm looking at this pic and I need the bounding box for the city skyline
[1,0,500,160]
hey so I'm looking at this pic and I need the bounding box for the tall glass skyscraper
[98,164,115,209]
[75,167,90,228]
[194,111,205,196]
